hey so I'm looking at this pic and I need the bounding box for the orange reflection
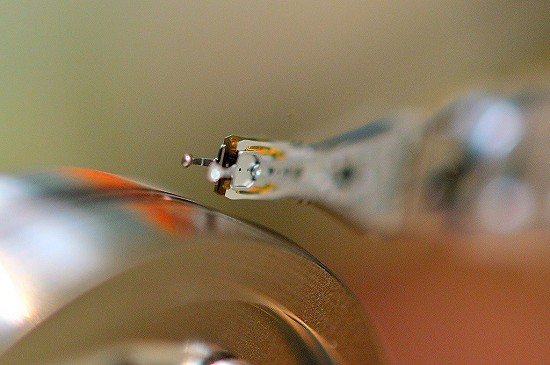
[60,168,197,235]
[128,198,195,236]
[61,167,140,190]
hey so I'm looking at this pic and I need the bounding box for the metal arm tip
[181,154,214,168]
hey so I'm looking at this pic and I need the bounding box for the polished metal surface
[60,340,250,365]
[0,169,381,364]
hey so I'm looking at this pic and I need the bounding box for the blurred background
[1,1,549,363]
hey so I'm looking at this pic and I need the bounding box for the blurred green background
[1,0,549,273]
[2,2,549,363]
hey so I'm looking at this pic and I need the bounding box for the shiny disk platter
[0,168,382,364]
